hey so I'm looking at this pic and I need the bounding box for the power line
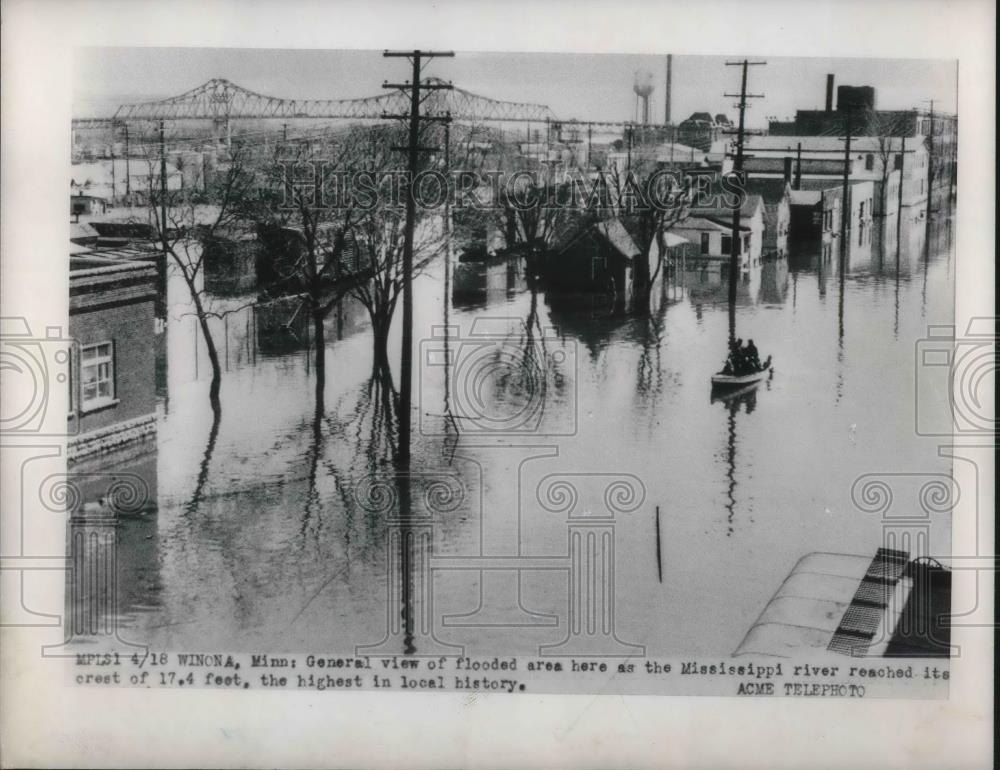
[722,59,765,343]
[382,49,454,468]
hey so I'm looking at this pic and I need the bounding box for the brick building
[68,251,158,461]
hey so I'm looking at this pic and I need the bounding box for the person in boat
[721,338,768,377]
[722,338,743,376]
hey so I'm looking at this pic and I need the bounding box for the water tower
[633,70,655,125]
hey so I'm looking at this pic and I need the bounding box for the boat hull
[711,369,770,387]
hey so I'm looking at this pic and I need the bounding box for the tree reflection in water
[185,404,221,516]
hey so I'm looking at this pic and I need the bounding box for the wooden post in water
[655,505,663,583]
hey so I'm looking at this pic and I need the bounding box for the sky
[73,48,958,127]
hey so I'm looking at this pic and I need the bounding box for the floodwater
[79,204,955,656]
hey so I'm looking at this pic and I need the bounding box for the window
[721,235,732,254]
[865,154,874,171]
[700,232,710,254]
[894,153,903,171]
[80,342,115,409]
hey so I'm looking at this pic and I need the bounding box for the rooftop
[593,218,642,259]
[744,177,790,206]
[674,215,747,233]
[789,189,822,206]
[736,135,922,154]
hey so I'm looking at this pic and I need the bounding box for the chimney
[783,156,793,184]
[825,74,835,112]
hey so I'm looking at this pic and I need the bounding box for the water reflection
[711,382,760,536]
[71,200,956,655]
[186,406,221,516]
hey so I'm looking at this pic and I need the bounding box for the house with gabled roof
[546,216,641,304]
[673,193,766,274]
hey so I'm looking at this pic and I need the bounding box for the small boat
[711,356,772,388]
[710,380,762,405]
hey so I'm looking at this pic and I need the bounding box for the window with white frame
[80,341,115,409]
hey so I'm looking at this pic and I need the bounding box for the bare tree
[866,111,908,259]
[452,138,581,255]
[140,139,260,410]
[604,159,691,308]
[349,203,444,368]
[250,127,371,383]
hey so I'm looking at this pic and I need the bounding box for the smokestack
[825,74,834,113]
[665,54,673,124]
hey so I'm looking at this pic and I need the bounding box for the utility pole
[109,132,116,204]
[158,120,168,235]
[443,116,452,321]
[925,100,935,204]
[587,123,592,168]
[795,142,802,190]
[123,122,131,199]
[383,49,454,467]
[923,100,934,259]
[839,106,854,267]
[723,59,765,344]
[626,124,633,173]
[895,135,906,265]
[157,119,169,317]
[664,54,673,125]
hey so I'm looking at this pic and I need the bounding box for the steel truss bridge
[72,77,676,132]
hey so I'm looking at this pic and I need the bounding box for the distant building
[654,142,709,167]
[71,194,108,219]
[203,228,261,296]
[744,177,791,259]
[676,112,732,152]
[68,251,159,461]
[788,189,827,248]
[764,79,957,202]
[672,194,766,275]
[836,85,876,113]
[788,181,874,261]
[70,158,183,204]
[726,135,928,215]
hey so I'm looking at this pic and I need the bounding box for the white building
[712,135,932,216]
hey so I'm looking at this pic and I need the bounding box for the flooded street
[104,211,955,656]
